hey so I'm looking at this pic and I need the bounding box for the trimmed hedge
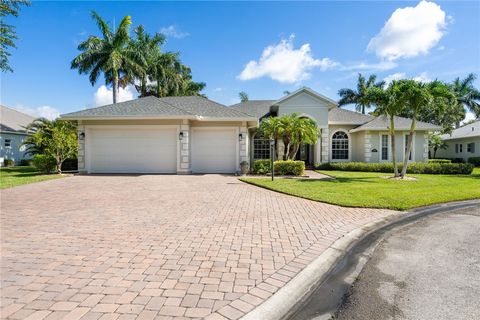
[251,159,305,176]
[428,159,451,164]
[3,159,14,167]
[317,162,474,175]
[468,157,480,167]
[19,159,33,166]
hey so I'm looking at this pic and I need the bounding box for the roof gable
[441,120,480,140]
[0,105,36,133]
[273,87,337,108]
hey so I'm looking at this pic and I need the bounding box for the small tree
[24,119,78,174]
[239,91,249,102]
[428,133,447,158]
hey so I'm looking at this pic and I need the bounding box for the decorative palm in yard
[71,12,144,104]
[260,113,318,160]
[338,73,385,114]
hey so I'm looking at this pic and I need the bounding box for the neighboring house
[435,120,480,162]
[61,88,440,174]
[0,105,35,166]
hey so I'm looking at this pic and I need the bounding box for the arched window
[332,131,349,160]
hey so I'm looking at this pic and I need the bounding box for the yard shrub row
[251,160,305,176]
[428,159,451,164]
[317,162,474,175]
[467,157,480,167]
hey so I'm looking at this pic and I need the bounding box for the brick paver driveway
[1,175,397,320]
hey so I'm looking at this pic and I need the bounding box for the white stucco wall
[277,93,330,129]
[0,132,31,165]
[435,137,480,161]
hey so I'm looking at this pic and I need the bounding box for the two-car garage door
[88,127,177,173]
[87,126,238,174]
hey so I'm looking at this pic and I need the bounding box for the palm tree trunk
[157,77,161,97]
[112,74,119,104]
[390,116,399,177]
[141,77,147,97]
[400,118,416,178]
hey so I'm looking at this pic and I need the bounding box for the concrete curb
[240,199,480,320]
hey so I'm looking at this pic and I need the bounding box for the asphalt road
[333,206,480,320]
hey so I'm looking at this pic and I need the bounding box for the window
[253,138,271,160]
[467,143,475,153]
[404,135,412,160]
[459,144,463,153]
[332,131,349,160]
[381,135,389,160]
[4,139,11,148]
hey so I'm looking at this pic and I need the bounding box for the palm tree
[398,80,454,177]
[428,133,447,158]
[71,11,144,103]
[338,73,385,114]
[366,81,405,177]
[239,91,249,102]
[450,73,480,120]
[129,25,165,97]
[260,116,284,158]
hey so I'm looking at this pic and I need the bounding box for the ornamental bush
[316,162,474,175]
[468,157,480,167]
[251,160,305,176]
[32,154,56,173]
[428,159,451,164]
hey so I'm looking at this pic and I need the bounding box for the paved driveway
[1,175,396,320]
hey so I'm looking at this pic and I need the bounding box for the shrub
[468,157,480,167]
[274,160,305,176]
[19,159,33,166]
[61,158,78,171]
[316,162,474,175]
[32,154,56,173]
[251,159,271,175]
[3,159,14,167]
[251,159,305,176]
[428,159,451,164]
[449,158,465,163]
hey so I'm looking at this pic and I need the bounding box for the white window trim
[378,132,391,162]
[403,132,416,162]
[330,129,351,162]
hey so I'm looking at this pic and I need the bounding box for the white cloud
[93,85,136,107]
[238,34,338,83]
[13,105,60,120]
[384,72,406,84]
[463,111,476,124]
[367,1,447,61]
[213,87,223,92]
[341,61,398,72]
[160,25,189,39]
[383,71,432,85]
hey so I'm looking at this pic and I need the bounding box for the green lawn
[0,166,68,189]
[241,169,480,211]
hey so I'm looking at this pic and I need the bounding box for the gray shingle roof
[328,108,374,124]
[230,100,276,119]
[61,96,255,120]
[440,120,480,140]
[0,105,36,133]
[351,115,441,132]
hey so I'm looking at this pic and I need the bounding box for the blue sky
[1,1,479,119]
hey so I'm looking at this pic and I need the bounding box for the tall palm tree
[71,11,144,103]
[398,80,454,178]
[450,73,480,120]
[366,81,405,177]
[338,73,385,114]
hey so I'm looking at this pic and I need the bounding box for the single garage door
[88,127,177,173]
[191,128,237,173]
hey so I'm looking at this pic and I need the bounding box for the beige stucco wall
[277,93,330,129]
[435,136,480,161]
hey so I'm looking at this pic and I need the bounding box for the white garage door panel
[192,129,237,173]
[89,128,177,173]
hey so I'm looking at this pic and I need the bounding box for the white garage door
[191,128,237,173]
[88,127,177,173]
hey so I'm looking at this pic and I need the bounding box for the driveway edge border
[240,199,480,320]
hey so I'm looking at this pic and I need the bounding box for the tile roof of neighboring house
[328,108,374,124]
[61,96,255,120]
[229,100,276,118]
[0,105,36,133]
[350,115,442,132]
[440,120,480,140]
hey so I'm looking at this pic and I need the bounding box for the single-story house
[0,105,35,166]
[61,87,440,174]
[434,120,479,162]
